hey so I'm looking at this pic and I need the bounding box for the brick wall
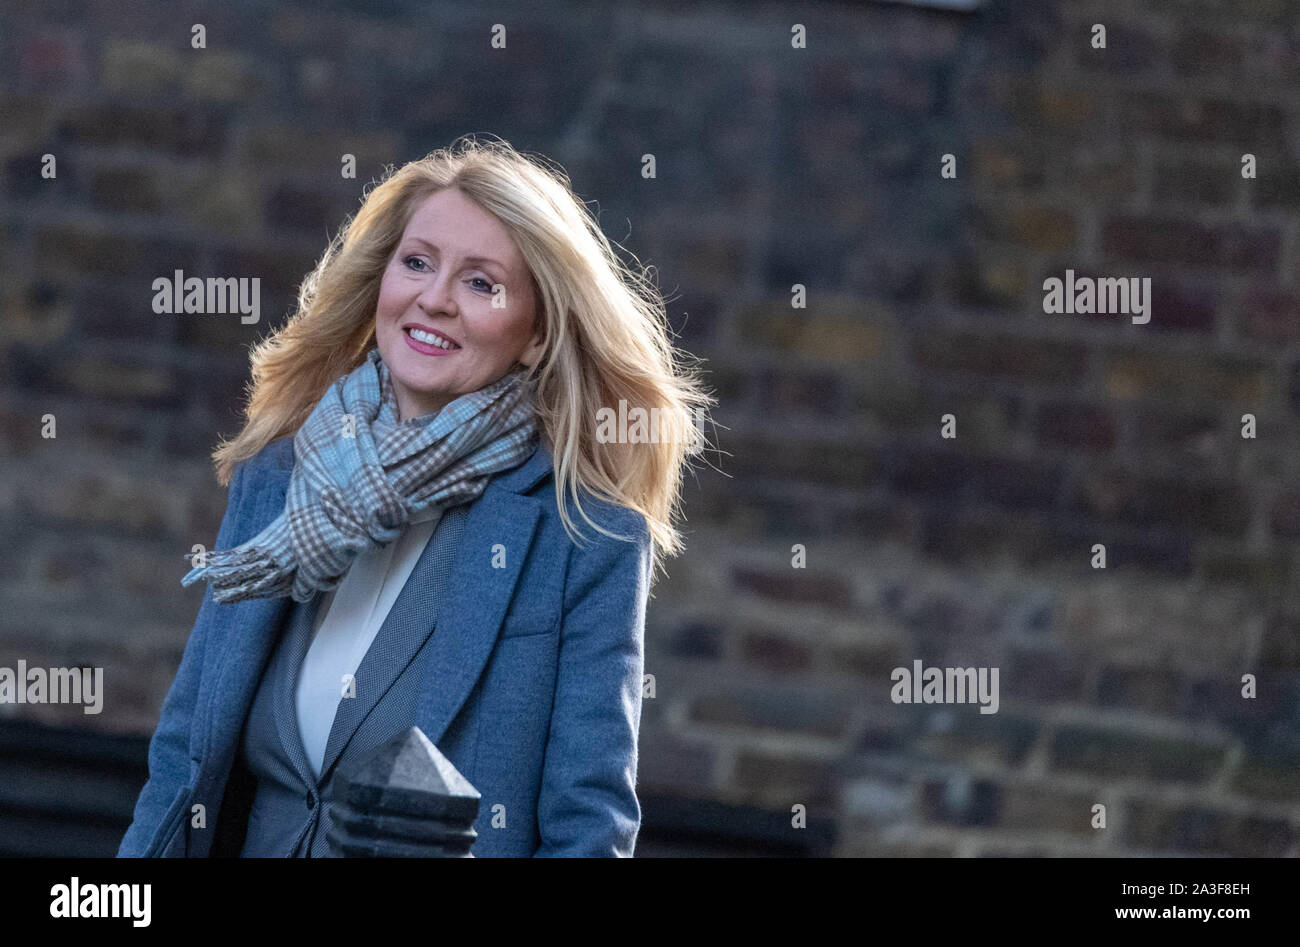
[1,0,1297,856]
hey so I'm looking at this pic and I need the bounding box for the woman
[116,136,711,858]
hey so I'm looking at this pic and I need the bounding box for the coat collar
[486,439,553,495]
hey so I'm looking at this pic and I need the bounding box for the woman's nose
[417,274,457,316]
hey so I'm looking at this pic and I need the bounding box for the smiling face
[373,187,544,421]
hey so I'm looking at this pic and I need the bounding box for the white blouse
[295,514,441,780]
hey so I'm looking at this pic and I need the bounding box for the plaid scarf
[182,346,538,604]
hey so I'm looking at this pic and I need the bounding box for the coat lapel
[413,485,541,748]
[314,520,447,781]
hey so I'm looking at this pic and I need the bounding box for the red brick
[1239,288,1300,346]
[1103,216,1280,273]
[1035,399,1118,452]
[911,331,1088,384]
[731,567,855,610]
[741,631,813,673]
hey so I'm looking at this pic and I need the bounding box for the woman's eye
[404,256,427,271]
[471,278,493,292]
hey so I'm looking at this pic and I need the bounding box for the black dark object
[325,726,480,857]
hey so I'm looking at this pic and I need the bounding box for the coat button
[306,791,316,810]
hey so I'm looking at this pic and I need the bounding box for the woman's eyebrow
[405,236,505,269]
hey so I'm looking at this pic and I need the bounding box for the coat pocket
[143,784,192,858]
[500,603,558,639]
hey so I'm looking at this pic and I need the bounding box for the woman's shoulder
[258,435,296,471]
[232,435,295,482]
[562,491,650,547]
[492,441,649,547]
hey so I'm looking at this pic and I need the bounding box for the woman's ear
[518,326,545,368]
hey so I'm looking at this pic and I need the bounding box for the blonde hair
[211,134,712,574]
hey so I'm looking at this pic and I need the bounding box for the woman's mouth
[403,325,461,356]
